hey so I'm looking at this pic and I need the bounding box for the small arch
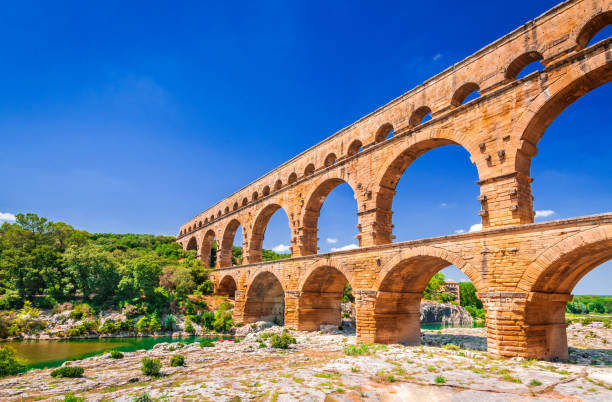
[323,153,337,167]
[262,185,271,197]
[274,179,282,191]
[408,106,432,128]
[216,275,237,299]
[374,122,394,143]
[346,139,363,156]
[217,211,222,218]
[249,203,292,263]
[233,202,239,211]
[288,172,298,184]
[210,215,214,222]
[242,198,248,207]
[576,11,612,51]
[186,236,198,252]
[304,163,315,177]
[505,51,544,80]
[243,271,285,324]
[450,82,480,107]
[297,265,352,331]
[205,218,209,224]
[252,191,259,201]
[220,218,244,268]
[200,229,217,268]
[224,206,230,214]
[198,221,202,228]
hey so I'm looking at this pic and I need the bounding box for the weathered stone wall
[178,0,612,360]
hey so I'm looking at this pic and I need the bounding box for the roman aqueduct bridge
[178,0,612,360]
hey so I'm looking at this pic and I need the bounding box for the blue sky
[0,1,610,293]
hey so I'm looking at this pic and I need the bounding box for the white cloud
[433,53,442,61]
[440,202,448,207]
[331,244,358,252]
[326,238,338,244]
[454,229,465,234]
[0,212,16,222]
[469,223,482,232]
[535,210,555,219]
[272,244,291,253]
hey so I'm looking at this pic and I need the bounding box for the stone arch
[297,265,352,331]
[288,172,298,184]
[243,271,285,324]
[515,225,612,360]
[300,178,358,255]
[216,274,238,299]
[372,247,481,345]
[200,229,217,268]
[262,185,271,197]
[514,61,612,174]
[233,202,239,211]
[450,82,480,107]
[242,197,248,207]
[304,163,315,177]
[252,191,259,201]
[374,135,480,244]
[505,51,543,80]
[186,236,198,252]
[408,106,431,128]
[575,10,612,51]
[219,218,245,267]
[224,206,230,214]
[323,152,337,167]
[518,225,612,294]
[274,179,282,191]
[374,122,394,143]
[249,203,292,263]
[346,139,363,156]
[217,211,222,218]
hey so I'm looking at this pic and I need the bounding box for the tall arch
[249,203,292,263]
[200,229,217,268]
[220,218,244,267]
[300,178,358,255]
[373,248,480,345]
[515,62,612,173]
[374,137,478,244]
[297,265,351,331]
[243,271,285,324]
[186,236,198,253]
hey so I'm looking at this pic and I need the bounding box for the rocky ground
[1,322,610,401]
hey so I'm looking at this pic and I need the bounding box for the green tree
[459,282,483,309]
[64,245,119,302]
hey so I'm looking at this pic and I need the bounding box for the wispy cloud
[440,202,448,207]
[272,244,291,253]
[469,223,482,232]
[454,229,465,234]
[433,53,442,61]
[326,238,338,244]
[0,212,16,222]
[331,244,358,252]
[535,210,555,219]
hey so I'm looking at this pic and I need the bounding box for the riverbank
[1,322,610,401]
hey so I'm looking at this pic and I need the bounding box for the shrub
[269,330,296,349]
[50,366,84,378]
[136,316,149,333]
[201,311,215,331]
[164,314,176,331]
[68,304,94,320]
[200,340,215,348]
[582,318,593,326]
[0,346,26,377]
[344,343,370,356]
[184,319,195,334]
[148,312,162,332]
[133,392,153,402]
[63,393,85,402]
[141,357,161,377]
[212,309,233,333]
[109,350,124,359]
[529,379,542,386]
[435,375,446,384]
[170,354,185,367]
[98,319,120,334]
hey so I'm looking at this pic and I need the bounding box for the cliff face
[420,301,473,326]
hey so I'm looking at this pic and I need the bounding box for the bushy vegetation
[141,357,161,376]
[170,354,185,367]
[0,346,26,377]
[109,350,124,359]
[566,295,612,315]
[269,330,296,349]
[50,366,84,378]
